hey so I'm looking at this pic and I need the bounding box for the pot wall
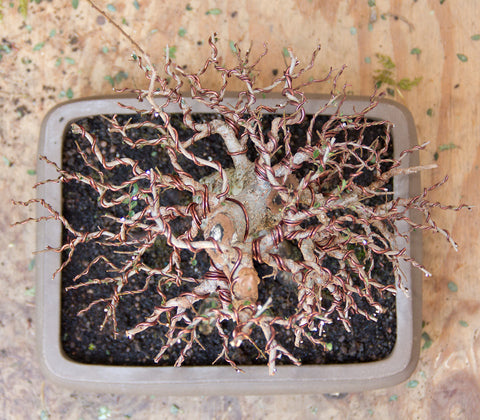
[36,95,422,395]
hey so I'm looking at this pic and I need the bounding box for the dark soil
[61,112,396,367]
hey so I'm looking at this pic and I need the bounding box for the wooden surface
[1,0,479,418]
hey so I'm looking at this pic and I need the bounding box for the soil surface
[60,113,396,367]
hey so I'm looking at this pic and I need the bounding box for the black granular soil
[60,112,396,367]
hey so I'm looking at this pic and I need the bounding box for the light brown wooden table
[2,1,479,418]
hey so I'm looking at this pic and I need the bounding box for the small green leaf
[447,281,458,292]
[131,183,139,196]
[426,108,433,117]
[421,331,433,349]
[186,4,192,11]
[457,53,468,62]
[24,287,35,297]
[364,56,371,64]
[49,29,57,37]
[107,4,116,12]
[350,27,357,35]
[104,75,114,86]
[407,380,419,388]
[229,40,237,54]
[206,8,222,15]
[114,70,128,83]
[313,149,320,159]
[33,42,45,51]
[28,258,35,271]
[27,169,36,175]
[66,87,74,99]
[64,57,75,65]
[19,0,28,18]
[368,0,376,6]
[325,342,333,351]
[164,45,177,59]
[397,76,422,91]
[439,143,458,151]
[433,151,439,161]
[389,394,398,401]
[102,46,109,53]
[410,47,421,55]
[282,47,290,57]
[440,0,446,4]
[88,343,96,350]
[471,34,480,41]
[133,0,140,10]
[459,320,469,327]
[376,53,396,69]
[178,27,186,37]
[72,0,79,9]
[3,156,12,167]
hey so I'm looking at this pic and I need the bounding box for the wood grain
[1,1,479,418]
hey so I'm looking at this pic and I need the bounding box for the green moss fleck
[439,143,458,151]
[206,8,221,15]
[407,380,419,388]
[164,45,177,59]
[421,331,433,349]
[447,281,458,292]
[33,42,45,51]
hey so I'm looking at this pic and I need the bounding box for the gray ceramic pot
[35,95,422,395]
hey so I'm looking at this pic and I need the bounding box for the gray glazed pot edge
[35,94,422,395]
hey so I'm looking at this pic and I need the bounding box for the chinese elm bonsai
[14,11,468,376]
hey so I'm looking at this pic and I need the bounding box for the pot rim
[35,94,422,395]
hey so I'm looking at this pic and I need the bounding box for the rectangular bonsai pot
[35,94,422,395]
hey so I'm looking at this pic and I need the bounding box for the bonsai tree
[15,11,467,375]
